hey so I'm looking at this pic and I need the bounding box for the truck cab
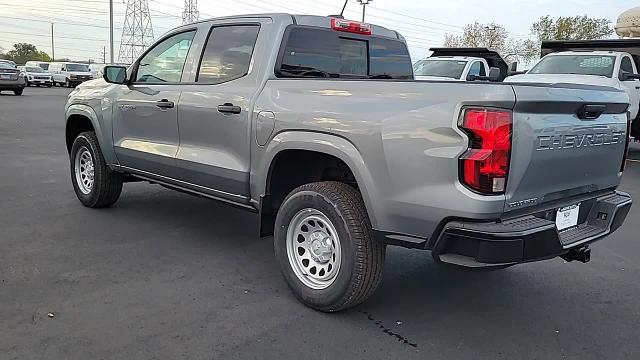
[413,56,489,81]
[414,47,513,82]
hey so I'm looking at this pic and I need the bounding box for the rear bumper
[432,191,632,268]
[0,79,25,90]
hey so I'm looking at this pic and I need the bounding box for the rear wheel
[274,181,385,312]
[70,131,123,208]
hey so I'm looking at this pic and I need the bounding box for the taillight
[459,108,512,194]
[331,18,372,35]
[621,111,631,172]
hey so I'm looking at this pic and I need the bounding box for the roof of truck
[423,56,485,62]
[544,50,624,57]
[541,39,640,57]
[173,13,402,40]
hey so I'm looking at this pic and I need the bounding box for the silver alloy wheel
[286,208,342,290]
[74,146,95,195]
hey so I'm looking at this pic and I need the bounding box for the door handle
[577,104,606,120]
[218,103,242,114]
[155,99,174,109]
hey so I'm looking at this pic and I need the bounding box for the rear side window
[277,26,412,79]
[621,56,634,75]
[197,25,260,83]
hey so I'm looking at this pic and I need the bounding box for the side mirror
[487,67,501,82]
[508,62,518,75]
[620,71,640,81]
[467,67,502,82]
[104,65,127,84]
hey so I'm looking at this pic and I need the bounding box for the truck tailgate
[505,84,629,213]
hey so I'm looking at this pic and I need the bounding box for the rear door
[112,30,196,178]
[505,84,630,213]
[176,21,263,201]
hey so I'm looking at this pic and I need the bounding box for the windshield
[529,55,616,77]
[413,59,467,79]
[38,63,49,70]
[66,64,89,72]
[25,67,45,73]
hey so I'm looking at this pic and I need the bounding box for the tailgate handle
[577,104,606,120]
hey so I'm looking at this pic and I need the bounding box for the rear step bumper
[432,191,632,269]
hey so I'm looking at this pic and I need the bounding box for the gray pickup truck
[65,14,633,312]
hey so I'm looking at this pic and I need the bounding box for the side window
[468,61,482,77]
[197,25,260,83]
[479,63,487,76]
[620,56,634,78]
[135,31,195,83]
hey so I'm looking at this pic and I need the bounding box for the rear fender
[254,131,381,229]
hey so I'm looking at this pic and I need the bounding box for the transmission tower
[118,0,155,64]
[182,0,199,24]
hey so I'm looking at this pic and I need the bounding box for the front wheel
[14,89,23,96]
[274,181,385,312]
[65,79,71,88]
[70,131,123,208]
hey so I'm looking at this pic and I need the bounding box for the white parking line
[627,159,640,163]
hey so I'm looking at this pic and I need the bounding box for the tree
[443,22,537,63]
[5,43,52,64]
[531,15,613,42]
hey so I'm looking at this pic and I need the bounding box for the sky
[0,0,637,63]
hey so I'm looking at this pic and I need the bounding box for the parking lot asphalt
[1,87,640,360]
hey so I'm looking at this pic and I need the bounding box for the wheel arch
[255,131,380,237]
[65,104,117,165]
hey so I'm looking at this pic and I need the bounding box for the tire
[14,89,23,96]
[65,79,71,88]
[70,131,123,208]
[274,181,385,312]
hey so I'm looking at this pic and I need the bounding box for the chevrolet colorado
[65,14,633,312]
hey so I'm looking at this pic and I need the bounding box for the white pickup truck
[414,56,489,81]
[414,47,512,82]
[507,40,640,139]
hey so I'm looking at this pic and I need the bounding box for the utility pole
[50,23,55,61]
[357,0,371,22]
[102,46,107,63]
[109,0,114,63]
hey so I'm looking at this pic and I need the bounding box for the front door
[112,30,196,178]
[176,23,262,201]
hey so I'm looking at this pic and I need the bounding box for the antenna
[118,0,155,64]
[339,0,348,16]
[182,0,199,24]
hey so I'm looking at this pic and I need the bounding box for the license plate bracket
[556,204,580,231]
